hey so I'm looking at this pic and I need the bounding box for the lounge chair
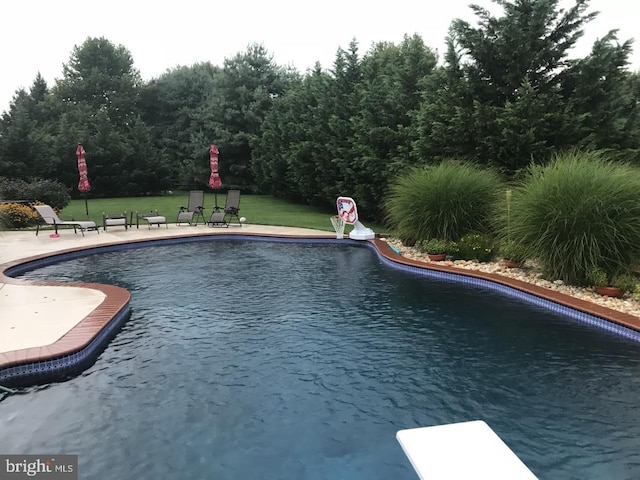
[223,189,241,225]
[132,210,168,229]
[176,190,205,226]
[208,210,227,227]
[208,189,241,227]
[34,204,98,236]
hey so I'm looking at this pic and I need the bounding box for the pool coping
[1,232,639,385]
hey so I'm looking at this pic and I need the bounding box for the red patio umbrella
[208,144,222,210]
[76,144,91,215]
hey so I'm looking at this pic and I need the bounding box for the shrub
[0,177,71,210]
[586,268,637,294]
[26,178,71,210]
[508,151,640,285]
[0,203,39,229]
[420,238,454,255]
[612,274,638,293]
[0,177,29,200]
[453,233,495,262]
[385,160,504,244]
[585,267,608,287]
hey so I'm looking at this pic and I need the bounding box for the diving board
[396,420,538,479]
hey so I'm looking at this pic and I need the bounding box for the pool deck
[1,224,640,385]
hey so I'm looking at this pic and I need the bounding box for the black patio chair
[176,190,205,226]
[208,189,241,227]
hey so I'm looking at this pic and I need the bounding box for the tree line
[0,0,638,222]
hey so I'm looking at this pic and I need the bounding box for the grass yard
[62,192,387,233]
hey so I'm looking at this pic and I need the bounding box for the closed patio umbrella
[208,144,222,210]
[76,144,91,215]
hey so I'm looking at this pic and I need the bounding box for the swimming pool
[2,240,640,479]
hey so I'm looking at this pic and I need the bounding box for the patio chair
[208,209,228,227]
[223,189,241,225]
[33,204,98,236]
[132,210,168,229]
[176,190,205,226]
[208,189,241,227]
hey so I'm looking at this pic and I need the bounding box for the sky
[1,0,638,113]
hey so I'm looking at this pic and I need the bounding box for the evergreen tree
[252,65,336,205]
[0,74,53,179]
[47,37,167,196]
[413,0,628,174]
[253,37,437,220]
[562,31,638,152]
[351,35,437,216]
[190,43,300,191]
[327,39,363,197]
[139,62,221,187]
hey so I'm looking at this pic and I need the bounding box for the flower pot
[427,253,446,261]
[502,259,522,269]
[595,286,624,298]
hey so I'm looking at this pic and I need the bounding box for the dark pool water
[2,240,640,479]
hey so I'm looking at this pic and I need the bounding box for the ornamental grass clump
[385,160,504,245]
[508,151,640,285]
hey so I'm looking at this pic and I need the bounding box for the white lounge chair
[33,204,98,236]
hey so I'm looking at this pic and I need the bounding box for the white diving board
[396,420,538,479]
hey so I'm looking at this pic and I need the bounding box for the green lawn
[62,192,388,233]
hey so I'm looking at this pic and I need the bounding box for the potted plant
[585,267,632,298]
[420,238,452,261]
[499,240,528,268]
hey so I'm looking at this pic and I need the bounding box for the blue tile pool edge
[367,242,640,343]
[0,304,131,387]
[1,233,638,386]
